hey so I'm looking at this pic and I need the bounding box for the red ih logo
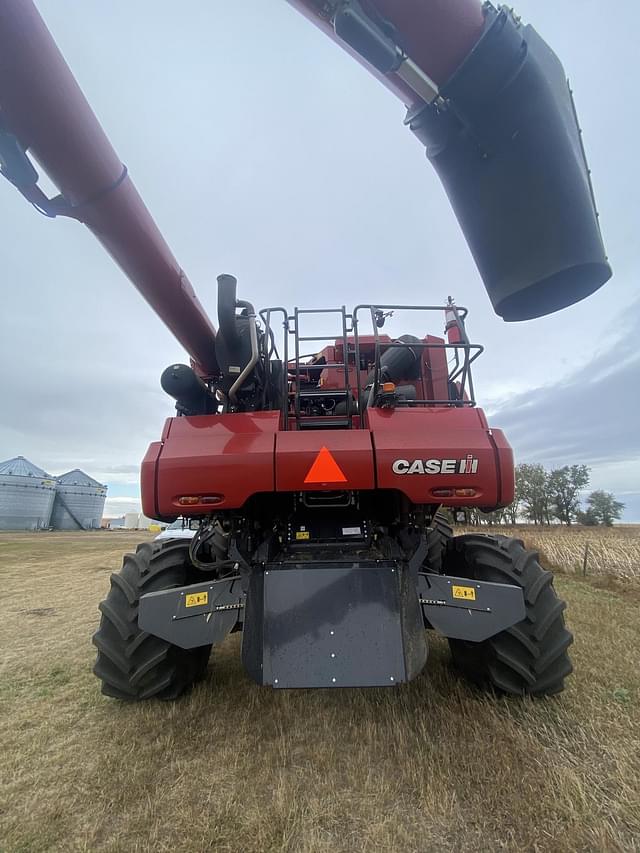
[304,447,347,484]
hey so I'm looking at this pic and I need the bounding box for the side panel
[369,407,512,507]
[275,430,375,492]
[152,412,280,514]
[140,440,162,519]
[489,428,516,506]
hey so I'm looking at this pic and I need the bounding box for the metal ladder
[291,306,354,430]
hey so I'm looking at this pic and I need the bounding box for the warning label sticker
[304,446,347,484]
[185,591,208,608]
[452,585,476,601]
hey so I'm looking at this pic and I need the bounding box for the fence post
[582,541,589,576]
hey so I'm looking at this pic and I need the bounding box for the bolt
[331,677,337,683]
[330,630,335,636]
[172,616,176,620]
[274,679,279,684]
[331,653,336,658]
[390,676,395,682]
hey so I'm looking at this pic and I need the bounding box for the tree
[482,508,507,526]
[582,490,625,526]
[504,466,524,525]
[576,507,599,526]
[517,463,551,525]
[548,465,590,525]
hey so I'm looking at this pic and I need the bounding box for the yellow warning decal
[296,531,310,540]
[452,585,476,601]
[185,591,208,608]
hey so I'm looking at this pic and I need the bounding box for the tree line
[462,464,625,527]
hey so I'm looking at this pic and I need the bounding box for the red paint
[368,408,514,508]
[152,413,280,515]
[141,441,162,519]
[276,430,375,492]
[143,406,514,514]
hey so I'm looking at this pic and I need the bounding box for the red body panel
[489,428,516,506]
[367,409,513,508]
[151,413,280,516]
[276,430,375,492]
[141,442,163,520]
[144,408,514,516]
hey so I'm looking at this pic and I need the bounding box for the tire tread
[447,534,573,697]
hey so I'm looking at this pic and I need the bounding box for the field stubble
[463,524,640,581]
[0,529,639,853]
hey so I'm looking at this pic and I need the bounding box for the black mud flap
[242,561,427,688]
[138,577,245,649]
[418,573,525,642]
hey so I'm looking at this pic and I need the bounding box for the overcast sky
[1,0,638,520]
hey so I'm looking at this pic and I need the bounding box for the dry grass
[461,525,640,581]
[1,531,639,852]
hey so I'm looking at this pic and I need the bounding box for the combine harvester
[0,1,610,699]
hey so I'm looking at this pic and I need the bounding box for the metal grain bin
[0,456,57,530]
[51,469,107,530]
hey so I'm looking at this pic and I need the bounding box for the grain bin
[51,469,107,530]
[0,456,57,530]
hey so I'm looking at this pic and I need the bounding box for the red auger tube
[0,0,218,375]
[285,0,486,107]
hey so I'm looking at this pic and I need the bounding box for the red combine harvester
[0,1,610,699]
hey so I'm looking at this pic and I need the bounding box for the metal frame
[260,302,483,429]
[353,304,483,418]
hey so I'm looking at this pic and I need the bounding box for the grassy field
[1,529,639,852]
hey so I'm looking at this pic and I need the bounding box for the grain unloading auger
[0,1,610,698]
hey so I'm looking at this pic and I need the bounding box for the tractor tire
[425,511,454,573]
[93,540,212,701]
[445,534,573,696]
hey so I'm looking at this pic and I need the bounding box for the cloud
[104,497,142,518]
[488,301,640,519]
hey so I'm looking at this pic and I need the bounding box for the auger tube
[0,0,218,375]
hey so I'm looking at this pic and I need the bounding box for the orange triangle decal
[304,446,348,484]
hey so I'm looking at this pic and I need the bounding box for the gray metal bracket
[139,576,245,649]
[418,573,525,642]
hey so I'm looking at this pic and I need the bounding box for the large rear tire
[445,534,573,696]
[425,511,454,573]
[93,540,212,700]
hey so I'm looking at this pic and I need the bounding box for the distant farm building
[0,456,107,530]
[0,456,57,530]
[50,469,107,530]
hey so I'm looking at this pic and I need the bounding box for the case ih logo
[392,455,479,475]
